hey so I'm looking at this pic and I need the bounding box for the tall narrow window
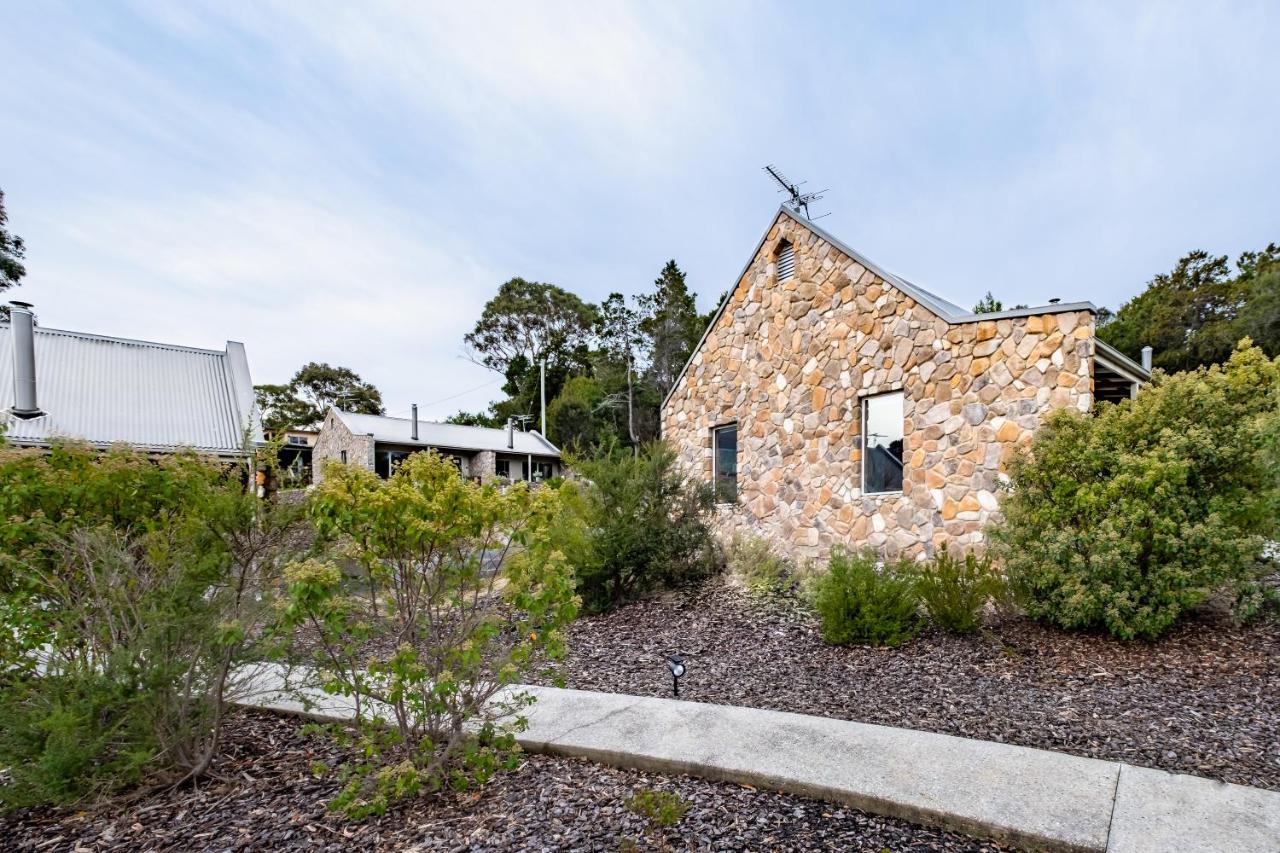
[776,240,795,281]
[713,423,738,503]
[862,392,904,494]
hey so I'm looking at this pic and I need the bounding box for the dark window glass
[713,424,738,503]
[339,450,347,464]
[862,392,904,493]
[495,459,510,478]
[532,461,554,482]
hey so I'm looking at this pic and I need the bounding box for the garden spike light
[667,655,685,697]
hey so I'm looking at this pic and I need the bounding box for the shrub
[991,342,1280,639]
[808,549,920,647]
[0,444,300,808]
[626,788,690,828]
[726,533,793,600]
[569,442,719,614]
[914,551,1005,633]
[284,451,579,817]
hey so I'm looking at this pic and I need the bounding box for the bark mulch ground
[5,710,1005,852]
[535,575,1280,791]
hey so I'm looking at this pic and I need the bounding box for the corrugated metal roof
[334,409,560,457]
[0,323,260,455]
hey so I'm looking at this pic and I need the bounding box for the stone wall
[312,409,375,484]
[661,213,1095,563]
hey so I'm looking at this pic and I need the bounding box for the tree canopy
[0,189,27,313]
[1099,243,1279,371]
[453,261,710,451]
[255,362,384,432]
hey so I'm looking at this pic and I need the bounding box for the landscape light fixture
[667,655,685,698]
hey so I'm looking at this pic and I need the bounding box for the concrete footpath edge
[232,664,1280,853]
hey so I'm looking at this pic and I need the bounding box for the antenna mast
[764,165,829,220]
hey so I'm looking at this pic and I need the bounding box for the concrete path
[235,663,1280,853]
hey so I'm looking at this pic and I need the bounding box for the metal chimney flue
[8,302,41,419]
[1141,346,1153,372]
[506,417,514,450]
[411,403,419,441]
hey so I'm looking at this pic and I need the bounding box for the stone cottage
[661,207,1149,561]
[312,408,561,484]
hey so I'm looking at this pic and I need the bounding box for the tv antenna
[764,165,829,220]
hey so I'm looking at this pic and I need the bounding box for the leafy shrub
[808,549,920,647]
[569,442,719,614]
[0,444,300,808]
[284,451,579,817]
[726,533,793,600]
[991,342,1280,639]
[914,551,1005,633]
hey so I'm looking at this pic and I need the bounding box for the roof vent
[776,241,795,282]
[7,301,42,419]
[1048,298,1061,304]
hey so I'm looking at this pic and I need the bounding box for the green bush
[626,788,690,828]
[0,443,300,808]
[808,549,920,647]
[569,442,719,614]
[726,533,793,600]
[991,342,1280,639]
[914,551,1005,633]
[284,451,579,817]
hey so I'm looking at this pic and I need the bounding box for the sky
[3,1,1278,420]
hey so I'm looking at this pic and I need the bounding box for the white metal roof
[0,323,260,455]
[334,409,561,457]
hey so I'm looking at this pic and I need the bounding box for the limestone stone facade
[661,208,1101,562]
[312,408,374,482]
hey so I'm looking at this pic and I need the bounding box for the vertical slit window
[862,392,904,494]
[776,240,795,281]
[713,423,738,503]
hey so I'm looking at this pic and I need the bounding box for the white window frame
[861,391,905,496]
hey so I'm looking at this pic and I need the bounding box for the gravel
[534,575,1280,791]
[5,710,1006,852]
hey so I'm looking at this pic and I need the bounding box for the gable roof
[0,322,260,455]
[662,206,1125,409]
[332,409,561,457]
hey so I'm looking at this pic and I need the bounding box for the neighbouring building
[312,408,562,484]
[661,207,1149,562]
[269,427,318,486]
[1,301,261,458]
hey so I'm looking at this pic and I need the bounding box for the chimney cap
[8,300,33,310]
[1048,298,1061,304]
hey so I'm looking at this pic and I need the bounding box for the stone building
[312,408,561,484]
[661,207,1148,562]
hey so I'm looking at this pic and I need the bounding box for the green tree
[0,189,28,317]
[1098,244,1280,371]
[638,261,705,402]
[546,375,613,452]
[255,363,384,432]
[464,278,597,430]
[444,409,503,428]
[595,292,643,444]
[972,291,1027,314]
[972,291,1003,313]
